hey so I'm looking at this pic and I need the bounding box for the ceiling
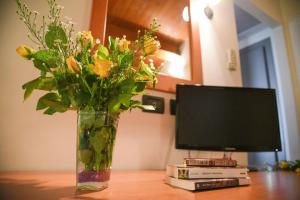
[234,4,261,34]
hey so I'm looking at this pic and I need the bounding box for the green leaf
[130,100,142,108]
[79,106,95,130]
[97,45,109,59]
[36,93,68,114]
[43,107,56,115]
[143,65,154,78]
[94,114,105,129]
[89,128,110,154]
[45,24,68,50]
[79,149,92,164]
[135,82,146,93]
[32,49,62,69]
[22,77,57,100]
[119,79,135,93]
[89,127,111,171]
[108,36,116,51]
[33,59,50,72]
[36,93,59,110]
[108,93,132,113]
[120,53,133,69]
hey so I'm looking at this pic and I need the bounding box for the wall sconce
[203,0,221,20]
[182,6,189,22]
[204,6,214,19]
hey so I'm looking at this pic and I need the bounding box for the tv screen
[176,85,281,152]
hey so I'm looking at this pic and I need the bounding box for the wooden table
[0,170,300,200]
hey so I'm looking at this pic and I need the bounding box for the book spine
[194,179,239,190]
[185,159,237,167]
[167,166,248,179]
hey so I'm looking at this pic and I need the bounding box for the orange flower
[89,56,112,78]
[66,56,81,73]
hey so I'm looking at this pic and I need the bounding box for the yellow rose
[117,37,130,52]
[66,56,81,73]
[16,45,35,59]
[78,31,94,48]
[144,37,160,55]
[89,56,112,78]
[279,161,289,169]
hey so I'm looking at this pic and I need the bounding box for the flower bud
[66,56,81,73]
[16,45,35,60]
[117,37,130,52]
[77,31,94,49]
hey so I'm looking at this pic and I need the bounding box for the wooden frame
[90,0,202,93]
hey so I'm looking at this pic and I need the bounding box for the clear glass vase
[76,110,118,191]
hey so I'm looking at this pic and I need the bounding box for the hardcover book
[167,165,248,179]
[165,176,251,191]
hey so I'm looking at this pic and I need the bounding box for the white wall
[199,0,243,87]
[0,0,247,171]
[0,0,93,171]
[289,17,300,85]
[238,11,300,160]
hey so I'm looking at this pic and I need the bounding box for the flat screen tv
[176,85,281,152]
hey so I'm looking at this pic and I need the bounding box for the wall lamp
[203,0,221,20]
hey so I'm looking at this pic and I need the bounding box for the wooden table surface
[0,170,300,200]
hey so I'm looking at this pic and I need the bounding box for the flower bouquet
[16,0,160,190]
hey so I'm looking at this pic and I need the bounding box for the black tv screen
[176,85,281,152]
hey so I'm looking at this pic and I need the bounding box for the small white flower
[150,62,155,70]
[148,59,153,63]
[95,38,100,44]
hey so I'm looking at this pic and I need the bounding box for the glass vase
[76,110,118,191]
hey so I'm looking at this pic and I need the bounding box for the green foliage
[79,106,95,130]
[36,92,68,114]
[22,76,56,100]
[32,49,62,70]
[89,127,111,171]
[45,24,68,50]
[79,149,93,164]
[17,0,161,175]
[16,0,160,116]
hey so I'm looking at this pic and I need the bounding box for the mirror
[90,0,202,93]
[106,0,191,80]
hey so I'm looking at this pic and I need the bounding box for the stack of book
[165,158,251,191]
